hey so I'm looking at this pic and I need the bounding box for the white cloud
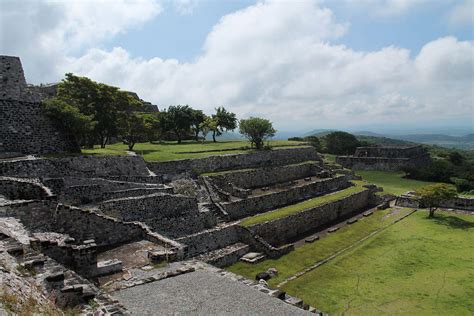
[0,0,162,83]
[338,0,428,17]
[172,0,200,15]
[1,0,473,130]
[446,0,474,27]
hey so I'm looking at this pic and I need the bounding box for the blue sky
[1,0,473,133]
[106,1,473,62]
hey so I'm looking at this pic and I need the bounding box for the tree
[118,113,147,150]
[190,109,206,141]
[304,136,322,151]
[239,117,276,150]
[142,113,161,143]
[323,131,360,155]
[199,116,218,143]
[161,105,193,143]
[415,184,457,217]
[42,98,96,146]
[55,73,134,148]
[448,151,464,165]
[212,106,237,142]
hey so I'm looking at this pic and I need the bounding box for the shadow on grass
[426,214,474,230]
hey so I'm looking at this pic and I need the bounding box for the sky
[1,0,473,134]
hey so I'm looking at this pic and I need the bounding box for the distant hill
[388,133,474,150]
[356,135,415,147]
[301,128,474,150]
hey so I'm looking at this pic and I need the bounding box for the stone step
[196,242,250,268]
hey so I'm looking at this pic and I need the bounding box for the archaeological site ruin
[1,56,471,315]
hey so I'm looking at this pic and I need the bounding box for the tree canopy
[239,117,276,150]
[415,184,457,217]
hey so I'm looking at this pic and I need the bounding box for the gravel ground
[114,269,310,315]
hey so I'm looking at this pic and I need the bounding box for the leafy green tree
[323,131,360,155]
[199,116,218,143]
[55,73,135,148]
[415,184,457,217]
[142,113,161,143]
[212,106,237,142]
[42,98,96,146]
[161,105,193,143]
[304,136,322,151]
[118,113,147,150]
[239,117,276,150]
[190,109,206,141]
[448,151,464,165]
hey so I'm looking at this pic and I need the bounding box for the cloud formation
[1,0,473,130]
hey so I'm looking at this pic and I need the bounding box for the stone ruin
[1,58,387,315]
[0,56,80,155]
[335,145,431,171]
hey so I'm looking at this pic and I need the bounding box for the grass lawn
[228,208,414,286]
[81,140,306,162]
[356,170,440,196]
[239,184,366,227]
[282,211,474,315]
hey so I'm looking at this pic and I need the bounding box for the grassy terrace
[228,208,414,287]
[239,183,366,227]
[282,211,474,315]
[79,140,307,162]
[356,170,442,196]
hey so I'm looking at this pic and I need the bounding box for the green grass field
[228,208,414,286]
[240,184,366,227]
[81,140,306,162]
[282,211,474,315]
[356,170,439,195]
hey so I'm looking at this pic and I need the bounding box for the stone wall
[354,145,427,158]
[222,175,350,220]
[0,177,52,200]
[98,193,215,238]
[335,156,429,171]
[176,224,240,257]
[0,156,151,178]
[248,189,372,246]
[206,162,321,190]
[147,147,321,175]
[0,56,79,154]
[336,145,431,171]
[395,193,474,211]
[0,200,184,253]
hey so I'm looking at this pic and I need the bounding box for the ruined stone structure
[336,145,431,171]
[0,58,386,314]
[0,56,80,154]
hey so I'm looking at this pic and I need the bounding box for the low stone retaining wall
[222,175,349,220]
[207,162,321,190]
[176,224,240,257]
[335,156,429,171]
[147,147,321,175]
[396,194,474,211]
[0,156,150,178]
[98,193,215,238]
[0,200,185,254]
[248,189,372,246]
[0,176,52,200]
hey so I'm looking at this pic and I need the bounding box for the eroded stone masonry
[1,56,386,315]
[336,145,431,171]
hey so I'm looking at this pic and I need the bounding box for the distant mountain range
[303,130,474,150]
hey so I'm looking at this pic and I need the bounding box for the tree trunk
[429,207,436,217]
[212,130,216,143]
[195,130,199,142]
[128,141,135,151]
